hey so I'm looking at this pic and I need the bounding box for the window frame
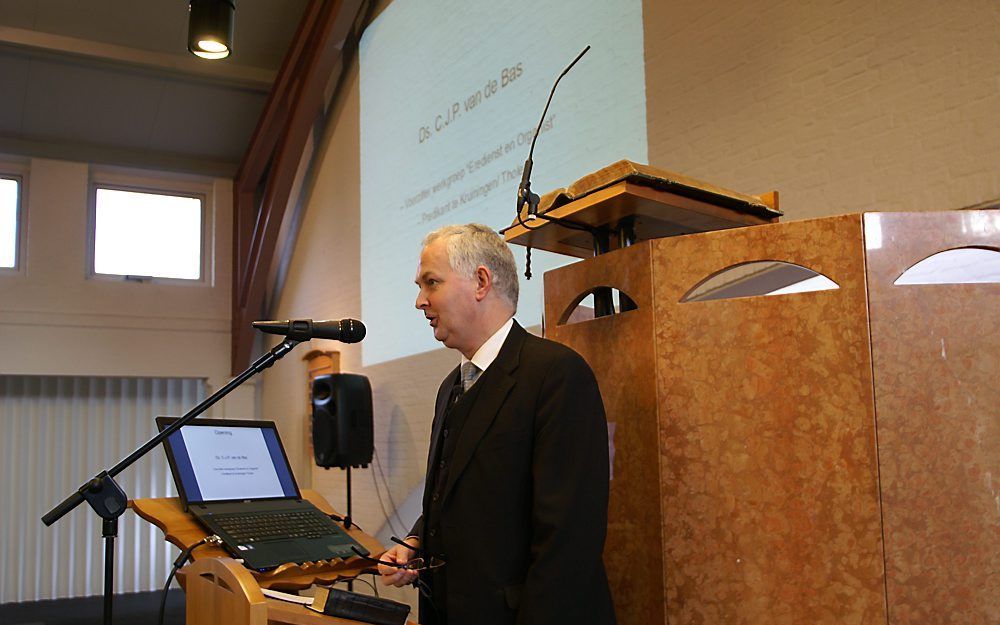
[87,173,213,286]
[0,170,26,275]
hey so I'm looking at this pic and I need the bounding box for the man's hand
[377,536,421,587]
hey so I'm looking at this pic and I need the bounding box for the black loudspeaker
[311,373,374,469]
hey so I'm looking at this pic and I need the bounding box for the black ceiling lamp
[188,0,235,60]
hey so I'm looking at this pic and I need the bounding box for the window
[0,176,20,269]
[92,186,205,281]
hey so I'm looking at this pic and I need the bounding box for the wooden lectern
[507,163,999,625]
[131,490,416,625]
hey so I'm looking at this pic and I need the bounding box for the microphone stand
[41,338,302,625]
[497,45,616,285]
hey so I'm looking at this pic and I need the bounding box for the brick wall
[644,0,999,218]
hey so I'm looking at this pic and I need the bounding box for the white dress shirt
[461,317,514,378]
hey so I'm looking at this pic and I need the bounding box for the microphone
[503,45,592,280]
[516,45,591,220]
[252,318,366,343]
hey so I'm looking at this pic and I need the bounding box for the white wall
[0,156,253,416]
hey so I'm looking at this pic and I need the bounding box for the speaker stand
[345,465,354,591]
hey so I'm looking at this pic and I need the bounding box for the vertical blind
[0,375,205,603]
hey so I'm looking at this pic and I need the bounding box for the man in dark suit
[378,224,616,625]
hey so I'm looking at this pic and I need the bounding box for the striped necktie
[460,361,481,392]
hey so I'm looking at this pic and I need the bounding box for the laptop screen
[157,418,300,505]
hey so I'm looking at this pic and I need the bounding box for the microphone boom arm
[42,338,301,527]
[516,45,591,219]
[40,336,303,625]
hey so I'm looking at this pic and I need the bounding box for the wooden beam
[0,25,274,89]
[231,0,367,374]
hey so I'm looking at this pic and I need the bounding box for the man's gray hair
[423,223,519,310]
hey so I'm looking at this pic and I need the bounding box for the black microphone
[516,45,591,220]
[252,318,366,343]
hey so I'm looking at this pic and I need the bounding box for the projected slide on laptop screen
[156,417,369,571]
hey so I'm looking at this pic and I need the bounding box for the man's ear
[473,265,492,301]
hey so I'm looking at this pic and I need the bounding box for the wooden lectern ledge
[504,159,783,258]
[130,489,385,591]
[532,159,780,218]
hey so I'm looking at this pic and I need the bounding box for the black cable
[370,447,406,537]
[369,462,404,536]
[508,192,608,281]
[322,573,380,597]
[346,575,379,596]
[373,446,408,534]
[514,202,595,233]
[157,564,182,625]
[328,512,365,533]
[157,536,217,625]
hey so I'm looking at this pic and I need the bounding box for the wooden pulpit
[507,163,999,625]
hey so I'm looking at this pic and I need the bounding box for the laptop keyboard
[212,510,350,544]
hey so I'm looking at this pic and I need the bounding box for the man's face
[415,238,478,351]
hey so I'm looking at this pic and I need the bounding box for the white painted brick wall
[645,0,1000,218]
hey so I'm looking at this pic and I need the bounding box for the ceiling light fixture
[188,0,235,60]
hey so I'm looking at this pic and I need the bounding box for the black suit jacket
[411,321,616,625]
